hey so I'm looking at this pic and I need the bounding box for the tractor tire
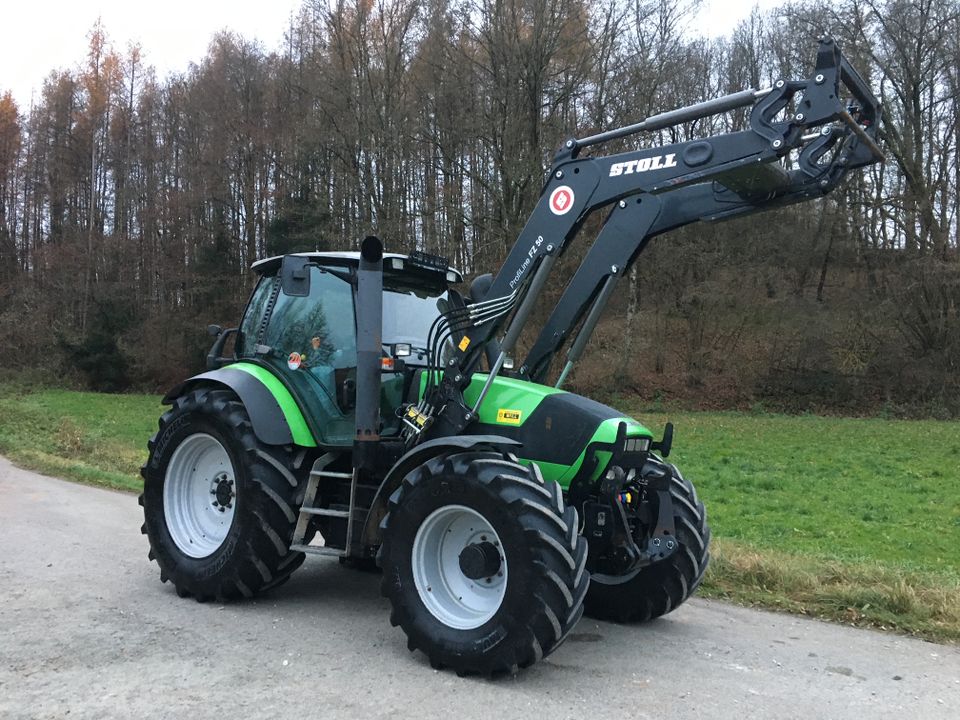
[379,451,589,675]
[140,387,310,601]
[584,465,710,623]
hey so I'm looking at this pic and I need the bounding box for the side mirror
[207,324,223,337]
[206,328,238,370]
[280,255,311,297]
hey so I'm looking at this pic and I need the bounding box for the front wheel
[379,451,589,675]
[584,465,711,623]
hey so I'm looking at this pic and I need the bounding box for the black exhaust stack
[354,236,383,471]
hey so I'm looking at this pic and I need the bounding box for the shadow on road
[261,557,385,608]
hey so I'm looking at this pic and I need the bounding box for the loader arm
[411,37,882,441]
[522,132,875,385]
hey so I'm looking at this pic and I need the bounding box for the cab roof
[251,251,462,286]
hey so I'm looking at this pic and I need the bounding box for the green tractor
[141,40,882,675]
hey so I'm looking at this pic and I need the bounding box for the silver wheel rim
[163,433,237,559]
[411,505,507,630]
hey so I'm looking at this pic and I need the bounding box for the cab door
[239,267,358,445]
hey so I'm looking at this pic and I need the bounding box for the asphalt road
[1,455,958,720]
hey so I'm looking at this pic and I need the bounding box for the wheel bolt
[212,501,219,507]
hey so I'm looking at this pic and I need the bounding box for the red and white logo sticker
[287,352,302,370]
[549,186,575,215]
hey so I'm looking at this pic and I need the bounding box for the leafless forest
[0,0,957,415]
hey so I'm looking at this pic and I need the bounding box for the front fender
[163,364,317,448]
[361,434,521,548]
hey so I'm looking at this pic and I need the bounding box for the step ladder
[289,452,357,558]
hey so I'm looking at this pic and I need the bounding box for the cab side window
[237,276,277,357]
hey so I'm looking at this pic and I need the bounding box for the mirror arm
[206,328,238,370]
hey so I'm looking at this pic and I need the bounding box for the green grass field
[629,408,960,576]
[1,380,957,641]
[0,381,164,492]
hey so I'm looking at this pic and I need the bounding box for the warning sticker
[458,336,471,352]
[549,186,575,215]
[496,409,522,425]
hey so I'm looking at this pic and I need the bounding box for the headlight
[624,437,651,452]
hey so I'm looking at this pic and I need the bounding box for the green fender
[163,363,317,447]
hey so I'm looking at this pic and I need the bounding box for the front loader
[140,39,883,675]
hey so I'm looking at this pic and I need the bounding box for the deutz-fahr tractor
[141,39,883,675]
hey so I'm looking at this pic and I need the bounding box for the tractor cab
[234,251,462,444]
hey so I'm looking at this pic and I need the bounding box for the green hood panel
[461,374,563,426]
[433,373,653,489]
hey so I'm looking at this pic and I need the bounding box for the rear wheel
[584,465,710,623]
[379,451,589,675]
[140,387,310,601]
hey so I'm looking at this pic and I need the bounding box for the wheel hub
[458,541,502,580]
[212,472,234,511]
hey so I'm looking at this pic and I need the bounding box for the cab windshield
[383,288,444,346]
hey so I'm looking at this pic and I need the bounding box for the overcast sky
[0,0,784,109]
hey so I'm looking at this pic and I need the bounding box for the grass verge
[0,380,957,642]
[702,539,960,643]
[0,381,162,492]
